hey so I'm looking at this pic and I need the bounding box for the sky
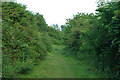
[17,0,98,26]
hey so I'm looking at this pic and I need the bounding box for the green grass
[17,45,99,78]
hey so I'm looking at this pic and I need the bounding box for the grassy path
[18,45,99,78]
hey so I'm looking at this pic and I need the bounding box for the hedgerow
[61,1,120,78]
[2,2,59,78]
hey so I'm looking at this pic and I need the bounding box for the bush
[2,2,55,78]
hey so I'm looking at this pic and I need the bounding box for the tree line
[2,2,61,78]
[2,1,120,78]
[61,1,120,78]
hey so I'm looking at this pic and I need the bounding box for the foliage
[2,1,120,79]
[47,26,62,45]
[2,2,60,78]
[61,1,120,78]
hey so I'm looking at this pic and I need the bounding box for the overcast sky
[17,0,98,26]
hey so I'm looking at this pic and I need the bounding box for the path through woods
[18,45,99,78]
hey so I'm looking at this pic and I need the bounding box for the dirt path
[18,45,99,78]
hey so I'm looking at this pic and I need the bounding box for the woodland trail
[18,45,99,78]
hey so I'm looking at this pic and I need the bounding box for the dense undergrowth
[2,2,61,78]
[2,1,120,79]
[61,1,120,78]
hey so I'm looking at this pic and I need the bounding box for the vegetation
[61,1,120,78]
[18,45,99,78]
[2,1,120,79]
[2,2,61,78]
